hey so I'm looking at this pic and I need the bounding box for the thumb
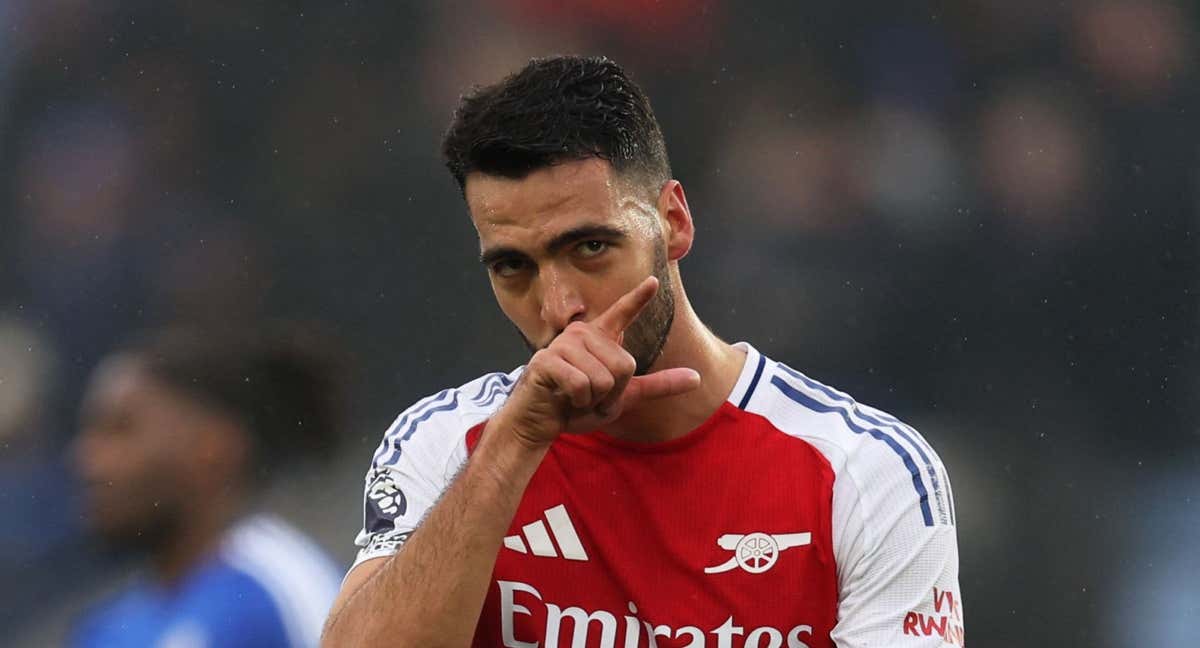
[621,368,702,405]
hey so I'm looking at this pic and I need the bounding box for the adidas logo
[503,504,589,561]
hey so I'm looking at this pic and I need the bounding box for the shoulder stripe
[942,463,957,525]
[471,372,511,402]
[398,392,461,444]
[770,374,935,527]
[372,389,453,465]
[379,391,462,467]
[374,372,520,468]
[736,353,767,410]
[775,363,951,526]
[475,374,516,407]
[777,364,939,463]
[858,402,939,461]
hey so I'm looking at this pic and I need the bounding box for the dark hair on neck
[442,55,671,195]
[129,325,343,482]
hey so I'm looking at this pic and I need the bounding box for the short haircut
[128,325,343,480]
[442,55,671,196]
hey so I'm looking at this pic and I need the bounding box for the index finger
[593,275,660,337]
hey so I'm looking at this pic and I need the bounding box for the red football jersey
[355,344,964,647]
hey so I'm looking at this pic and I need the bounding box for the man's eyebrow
[479,246,526,266]
[544,224,627,254]
[479,224,628,266]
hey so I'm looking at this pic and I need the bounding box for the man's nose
[538,268,586,333]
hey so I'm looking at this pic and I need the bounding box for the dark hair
[129,325,343,479]
[442,55,671,194]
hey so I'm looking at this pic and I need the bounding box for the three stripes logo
[503,504,589,561]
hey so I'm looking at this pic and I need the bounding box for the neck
[609,288,745,443]
[150,495,242,586]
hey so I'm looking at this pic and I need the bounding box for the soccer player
[71,328,343,648]
[324,56,963,647]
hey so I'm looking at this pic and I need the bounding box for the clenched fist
[497,276,701,447]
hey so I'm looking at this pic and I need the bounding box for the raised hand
[497,276,701,446]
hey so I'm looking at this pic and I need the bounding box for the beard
[518,241,675,376]
[86,488,184,559]
[623,243,675,374]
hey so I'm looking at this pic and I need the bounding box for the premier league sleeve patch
[363,527,412,556]
[364,468,408,535]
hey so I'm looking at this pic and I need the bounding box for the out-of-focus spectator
[977,80,1097,242]
[147,219,274,328]
[0,318,55,456]
[1071,0,1192,105]
[859,105,963,237]
[69,327,344,648]
[12,104,151,439]
[417,2,591,120]
[496,0,720,62]
[0,317,89,629]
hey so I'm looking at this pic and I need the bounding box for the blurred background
[1,0,1197,645]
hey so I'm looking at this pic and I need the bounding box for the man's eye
[577,240,608,258]
[491,259,528,277]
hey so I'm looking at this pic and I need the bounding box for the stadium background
[1,1,1196,645]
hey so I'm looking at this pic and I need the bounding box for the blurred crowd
[1,1,1196,646]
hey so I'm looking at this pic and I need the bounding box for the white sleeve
[349,370,521,571]
[829,432,965,647]
[350,394,471,570]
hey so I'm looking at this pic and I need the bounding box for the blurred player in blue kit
[70,327,343,648]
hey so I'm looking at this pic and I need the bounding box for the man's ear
[658,180,695,262]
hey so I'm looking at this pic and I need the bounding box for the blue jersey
[72,514,341,648]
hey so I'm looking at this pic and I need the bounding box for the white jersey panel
[352,368,522,570]
[222,514,342,648]
[743,351,964,647]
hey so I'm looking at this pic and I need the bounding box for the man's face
[466,159,674,373]
[73,357,215,552]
